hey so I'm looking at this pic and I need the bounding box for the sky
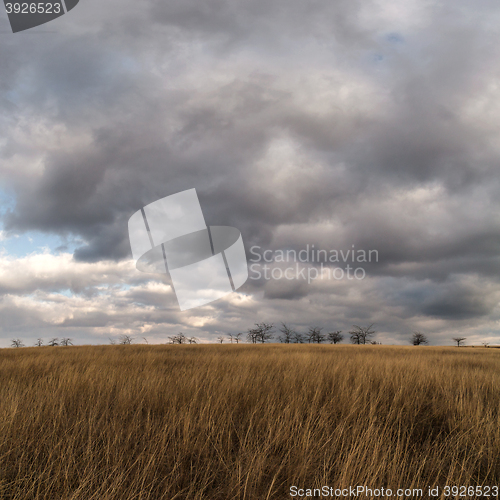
[2,0,500,346]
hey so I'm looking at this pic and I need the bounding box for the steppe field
[1,344,499,499]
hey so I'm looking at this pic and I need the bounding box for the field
[1,344,500,499]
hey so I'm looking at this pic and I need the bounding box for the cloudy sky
[1,0,500,346]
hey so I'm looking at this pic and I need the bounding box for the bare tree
[109,337,116,345]
[247,323,274,343]
[292,331,305,343]
[327,331,343,344]
[452,337,466,347]
[257,323,274,343]
[142,337,149,344]
[217,336,224,344]
[34,338,44,347]
[11,339,24,348]
[169,333,187,344]
[482,342,490,348]
[308,327,325,344]
[279,323,295,343]
[48,338,59,347]
[349,324,376,345]
[60,338,73,346]
[411,332,429,346]
[247,328,258,344]
[119,335,133,345]
[228,333,242,343]
[188,337,198,344]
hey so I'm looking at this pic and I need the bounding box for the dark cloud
[422,292,493,320]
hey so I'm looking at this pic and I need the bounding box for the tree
[217,336,224,344]
[169,333,186,344]
[247,323,274,343]
[34,338,44,347]
[308,327,325,344]
[188,337,198,344]
[119,335,133,345]
[292,331,305,343]
[142,337,149,344]
[279,323,295,343]
[60,338,73,346]
[109,337,116,345]
[411,332,428,346]
[349,324,376,345]
[48,338,59,347]
[257,323,274,343]
[11,339,24,348]
[327,331,343,344]
[482,342,490,348]
[247,328,258,344]
[228,333,241,343]
[452,337,466,347]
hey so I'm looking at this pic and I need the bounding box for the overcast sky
[1,0,500,346]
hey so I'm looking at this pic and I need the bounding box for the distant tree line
[237,323,377,345]
[8,329,474,348]
[10,337,73,348]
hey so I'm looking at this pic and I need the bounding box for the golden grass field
[1,344,499,499]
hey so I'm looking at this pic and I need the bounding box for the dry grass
[0,344,499,499]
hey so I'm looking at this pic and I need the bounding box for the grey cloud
[147,0,374,47]
[422,292,493,320]
[263,278,310,301]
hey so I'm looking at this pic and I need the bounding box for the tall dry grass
[0,344,499,499]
